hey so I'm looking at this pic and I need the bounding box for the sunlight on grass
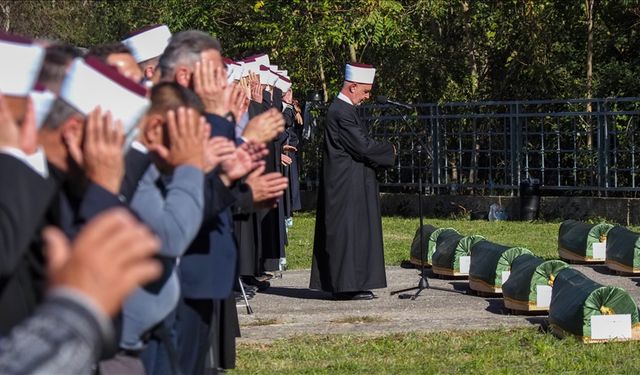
[284,212,629,270]
[234,329,640,374]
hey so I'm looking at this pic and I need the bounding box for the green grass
[286,212,633,270]
[234,329,640,374]
[265,213,640,374]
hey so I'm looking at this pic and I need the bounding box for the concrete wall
[300,191,640,225]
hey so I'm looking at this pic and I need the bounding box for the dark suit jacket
[0,154,56,334]
[179,114,239,300]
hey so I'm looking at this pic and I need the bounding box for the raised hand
[225,82,247,124]
[203,136,236,173]
[245,165,289,208]
[281,153,293,166]
[241,140,269,169]
[220,146,253,183]
[193,57,227,116]
[283,89,293,104]
[283,144,297,153]
[165,107,205,170]
[44,208,161,317]
[0,93,19,150]
[250,77,263,103]
[83,107,125,195]
[242,108,285,143]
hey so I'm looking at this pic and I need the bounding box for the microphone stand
[386,107,466,300]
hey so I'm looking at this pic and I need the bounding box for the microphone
[375,95,413,109]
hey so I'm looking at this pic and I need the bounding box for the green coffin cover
[409,224,439,264]
[549,268,640,338]
[502,254,569,304]
[432,231,485,272]
[469,240,533,288]
[558,220,613,257]
[427,228,458,265]
[606,226,640,270]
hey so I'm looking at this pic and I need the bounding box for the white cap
[274,76,291,92]
[259,65,279,86]
[0,32,44,97]
[30,86,56,129]
[59,57,150,136]
[345,63,376,84]
[242,59,261,75]
[122,25,171,63]
[226,61,242,83]
[276,69,288,77]
[247,53,269,67]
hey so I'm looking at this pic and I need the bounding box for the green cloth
[558,220,613,257]
[427,228,458,265]
[606,225,640,270]
[432,231,484,272]
[469,240,532,288]
[409,224,438,264]
[549,268,639,338]
[502,254,568,303]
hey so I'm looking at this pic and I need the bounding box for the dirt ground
[237,265,640,343]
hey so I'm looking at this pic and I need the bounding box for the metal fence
[298,97,640,197]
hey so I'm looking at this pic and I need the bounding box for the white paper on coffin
[591,314,631,340]
[592,242,606,260]
[501,271,511,285]
[459,256,470,274]
[536,285,552,308]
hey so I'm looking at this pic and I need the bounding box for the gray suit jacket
[0,288,113,374]
[121,164,204,349]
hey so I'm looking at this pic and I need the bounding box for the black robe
[259,88,288,271]
[309,97,395,293]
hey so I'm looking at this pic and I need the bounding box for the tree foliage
[2,0,640,103]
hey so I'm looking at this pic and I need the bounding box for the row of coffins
[557,219,640,274]
[408,223,640,342]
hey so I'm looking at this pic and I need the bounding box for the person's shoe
[235,291,253,302]
[332,291,375,301]
[241,276,271,292]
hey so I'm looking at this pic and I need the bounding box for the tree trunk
[462,1,479,185]
[585,0,594,149]
[315,37,329,103]
[349,44,357,63]
[0,3,10,32]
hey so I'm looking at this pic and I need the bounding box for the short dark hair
[149,82,204,116]
[36,44,83,94]
[87,42,132,63]
[158,30,221,80]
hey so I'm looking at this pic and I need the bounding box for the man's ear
[60,114,86,166]
[144,114,165,145]
[349,83,357,93]
[60,115,84,143]
[144,65,155,80]
[175,66,191,88]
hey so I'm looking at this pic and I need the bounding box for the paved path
[237,265,640,343]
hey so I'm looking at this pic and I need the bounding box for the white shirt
[0,146,48,178]
[337,92,353,106]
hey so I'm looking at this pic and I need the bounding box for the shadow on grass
[526,316,550,333]
[260,287,334,300]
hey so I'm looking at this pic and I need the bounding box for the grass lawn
[233,213,640,374]
[284,212,638,270]
[235,329,640,374]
